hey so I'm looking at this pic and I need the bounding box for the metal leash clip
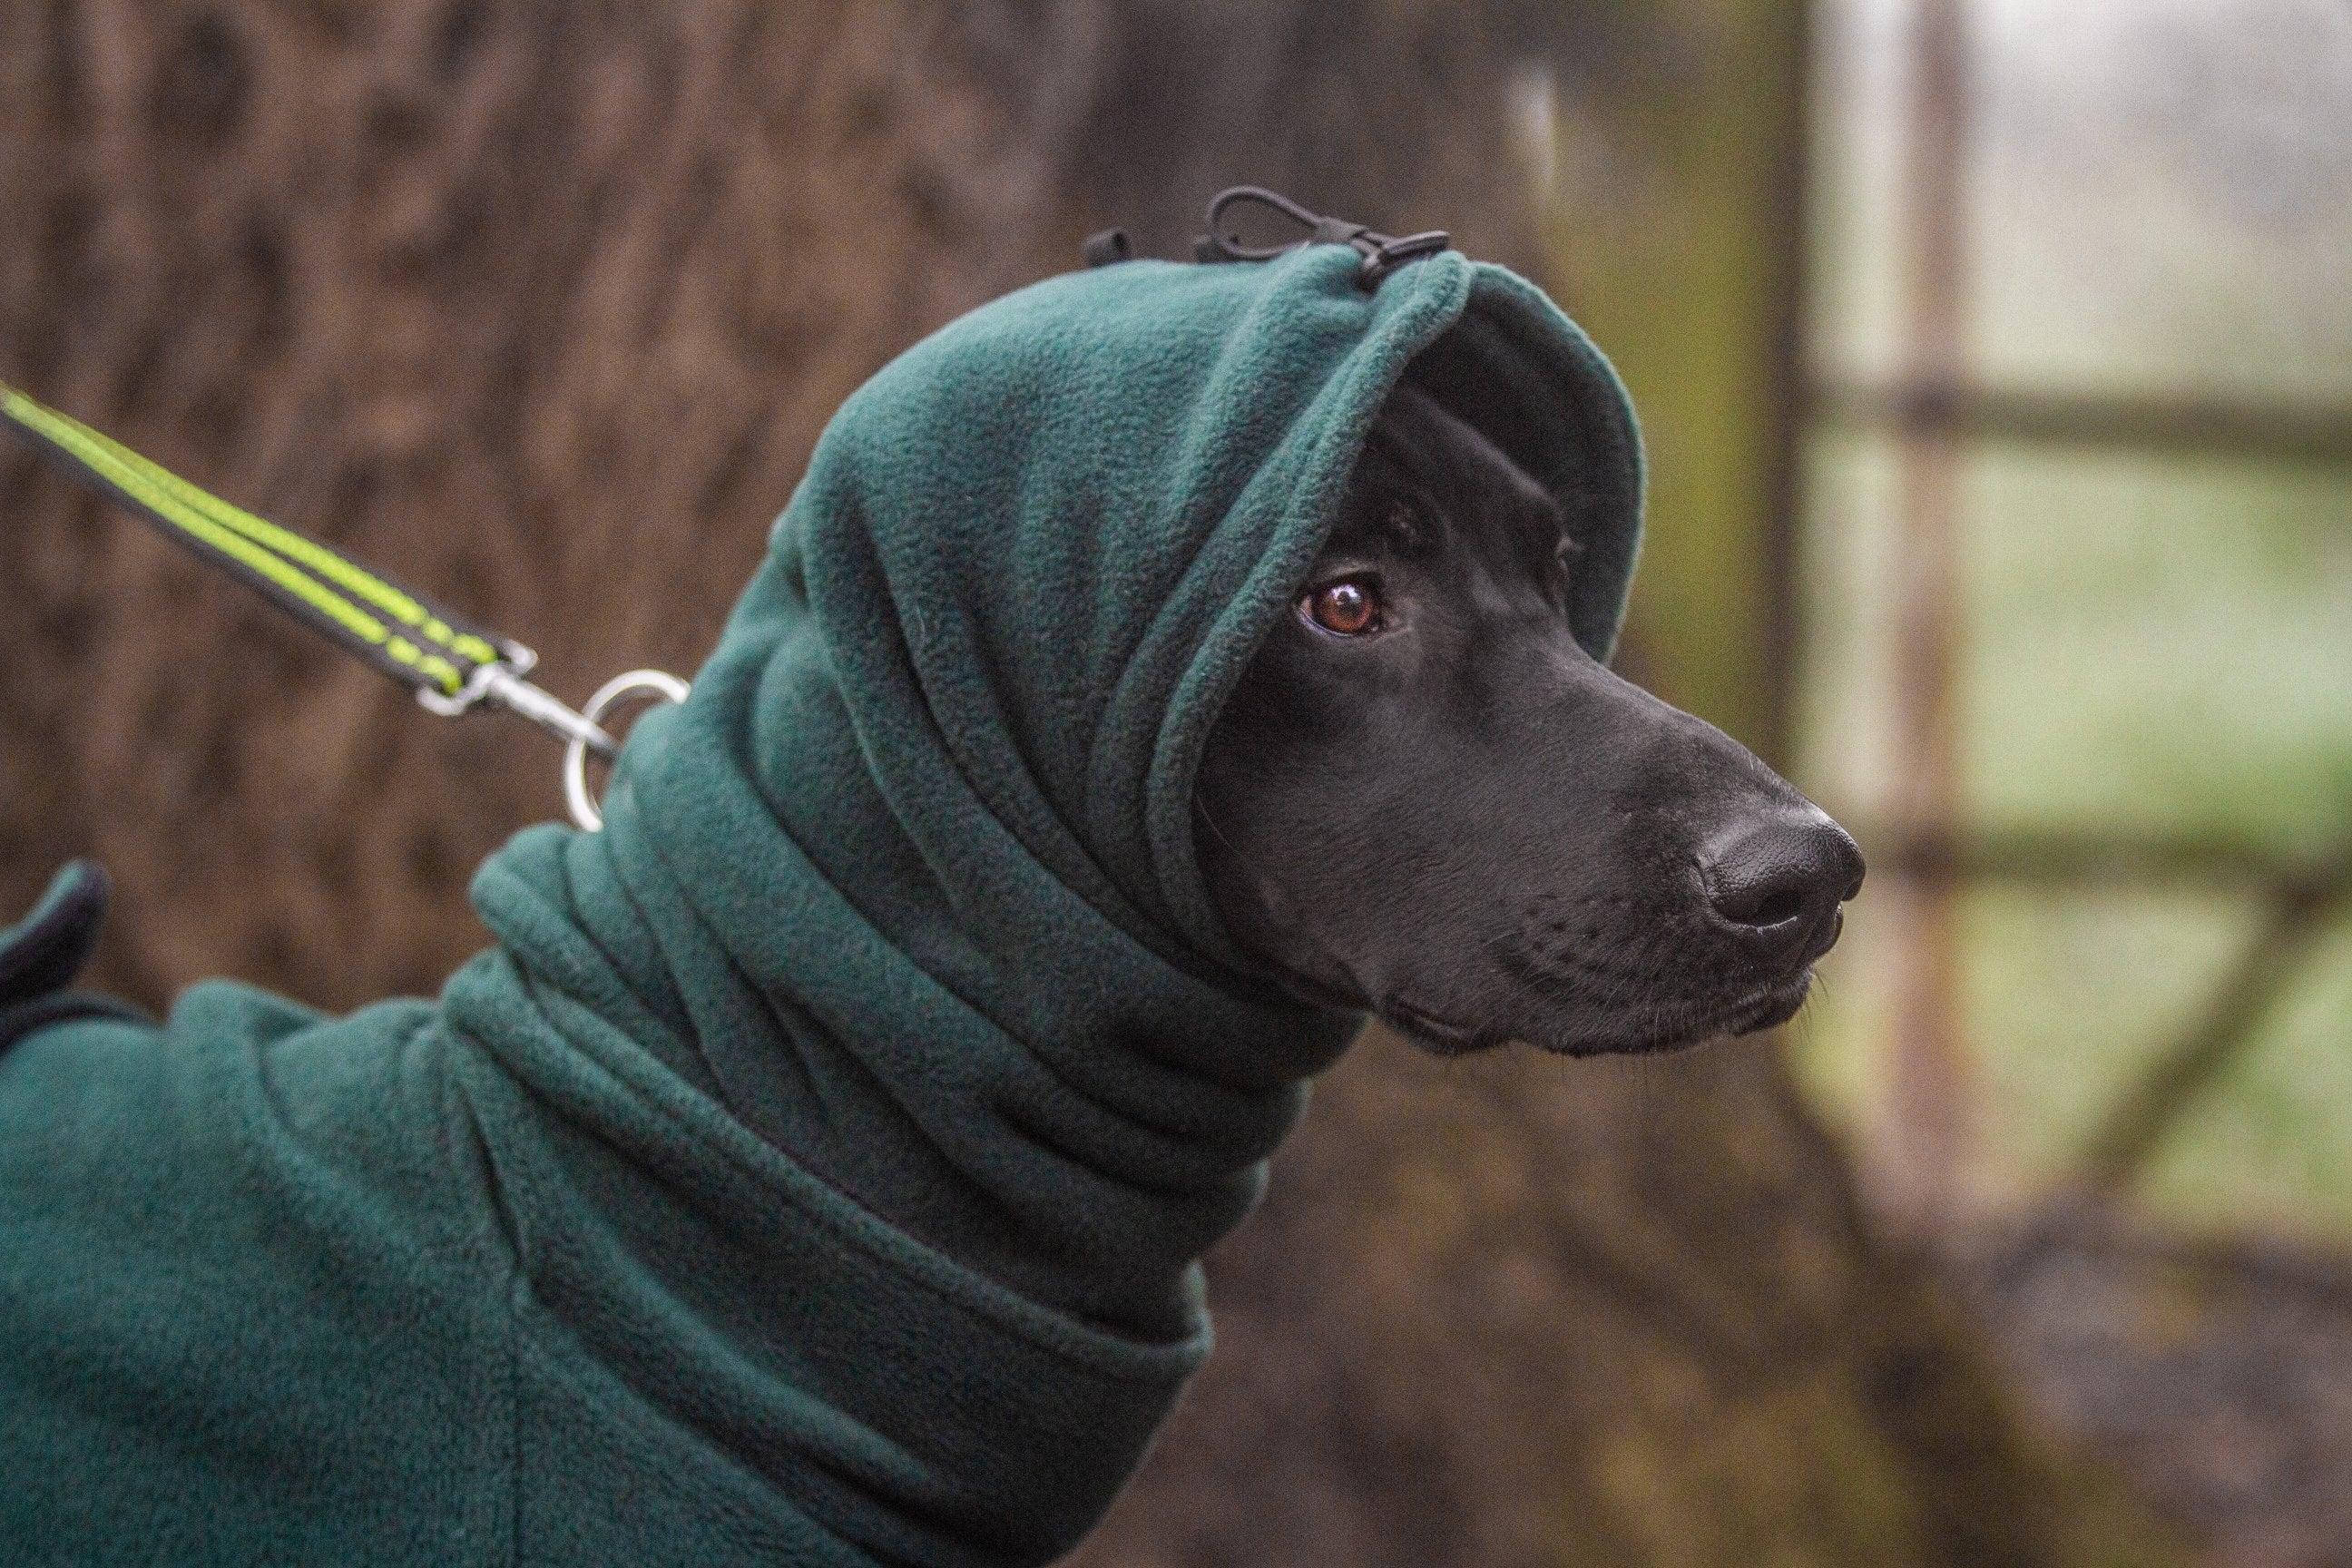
[416,651,690,831]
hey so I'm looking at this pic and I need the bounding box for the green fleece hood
[0,241,1640,1565]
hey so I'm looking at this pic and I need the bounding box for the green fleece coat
[0,242,1641,1564]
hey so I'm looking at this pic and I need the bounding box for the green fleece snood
[0,242,1640,1564]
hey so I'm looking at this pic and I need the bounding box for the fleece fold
[0,240,1641,1563]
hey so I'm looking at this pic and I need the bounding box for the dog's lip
[1379,995,1497,1054]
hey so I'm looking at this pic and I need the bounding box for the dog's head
[1195,385,1862,1056]
[632,240,1845,1072]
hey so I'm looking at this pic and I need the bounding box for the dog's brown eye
[1302,578,1381,636]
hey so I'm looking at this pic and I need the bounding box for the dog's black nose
[1698,808,1865,951]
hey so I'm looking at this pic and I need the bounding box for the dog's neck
[455,564,1357,1343]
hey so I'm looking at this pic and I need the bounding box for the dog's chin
[1551,969,1816,1058]
[1705,971,1815,1039]
[1264,953,1818,1062]
[1384,968,1818,1060]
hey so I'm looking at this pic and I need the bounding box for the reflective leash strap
[1,381,681,830]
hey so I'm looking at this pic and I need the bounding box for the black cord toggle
[1082,228,1133,269]
[1191,185,1451,289]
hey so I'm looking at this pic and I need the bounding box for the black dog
[1198,385,1862,1054]
[0,257,1866,1566]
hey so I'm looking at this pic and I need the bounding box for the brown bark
[0,5,2192,1563]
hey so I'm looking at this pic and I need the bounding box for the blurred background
[1,2,2345,1563]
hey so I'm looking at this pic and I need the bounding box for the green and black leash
[1,381,684,830]
[3,191,1428,830]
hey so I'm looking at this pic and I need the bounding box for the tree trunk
[0,4,2192,1563]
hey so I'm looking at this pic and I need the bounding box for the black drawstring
[1082,185,1452,290]
[1192,186,1451,289]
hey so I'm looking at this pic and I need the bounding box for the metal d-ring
[564,668,691,831]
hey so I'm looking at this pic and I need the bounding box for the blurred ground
[1960,1208,2352,1568]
